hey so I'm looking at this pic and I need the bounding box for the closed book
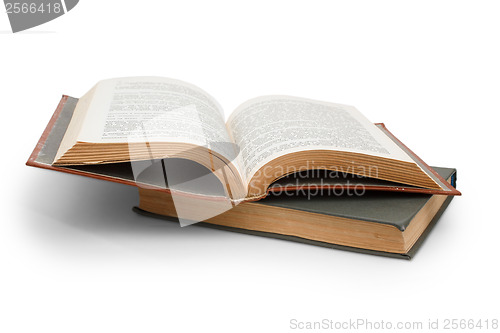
[134,167,456,259]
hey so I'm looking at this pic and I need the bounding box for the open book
[52,77,459,201]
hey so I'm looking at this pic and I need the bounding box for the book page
[76,77,238,162]
[227,96,413,181]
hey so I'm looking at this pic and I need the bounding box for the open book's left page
[53,77,248,199]
[54,77,240,167]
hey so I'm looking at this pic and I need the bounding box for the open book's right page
[226,95,415,184]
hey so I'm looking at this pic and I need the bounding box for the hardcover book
[28,76,459,205]
[135,166,456,259]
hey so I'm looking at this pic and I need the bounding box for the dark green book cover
[133,166,456,260]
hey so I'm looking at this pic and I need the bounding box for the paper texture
[77,77,238,162]
[227,96,413,181]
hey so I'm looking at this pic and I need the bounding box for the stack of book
[27,77,460,259]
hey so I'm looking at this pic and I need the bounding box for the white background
[1,1,498,332]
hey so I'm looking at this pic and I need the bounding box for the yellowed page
[56,77,239,165]
[226,95,414,182]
